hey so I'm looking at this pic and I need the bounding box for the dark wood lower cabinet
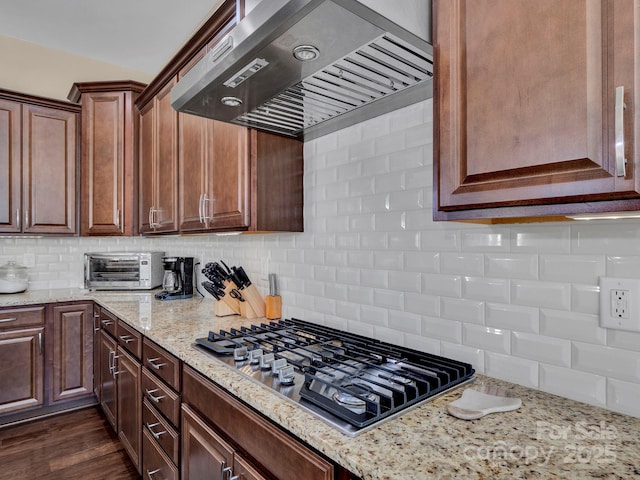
[182,365,333,480]
[99,329,118,429]
[0,326,44,414]
[116,347,142,473]
[50,302,94,403]
[143,428,179,480]
[182,404,237,480]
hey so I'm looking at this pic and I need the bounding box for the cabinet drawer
[142,338,180,390]
[117,320,142,359]
[143,398,179,465]
[183,366,333,480]
[0,306,45,328]
[142,428,178,480]
[142,368,180,426]
[99,309,117,337]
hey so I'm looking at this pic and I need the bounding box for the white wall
[2,99,640,419]
[0,35,152,101]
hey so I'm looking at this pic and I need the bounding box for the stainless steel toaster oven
[84,252,164,290]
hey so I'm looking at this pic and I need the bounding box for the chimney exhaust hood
[171,0,433,140]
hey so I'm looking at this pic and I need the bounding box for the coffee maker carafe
[155,257,194,300]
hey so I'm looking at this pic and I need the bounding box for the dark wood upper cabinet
[0,90,79,234]
[434,0,640,221]
[138,79,179,235]
[69,81,146,236]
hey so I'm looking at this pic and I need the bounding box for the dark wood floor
[0,406,140,479]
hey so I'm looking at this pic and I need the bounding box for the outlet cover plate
[599,277,640,332]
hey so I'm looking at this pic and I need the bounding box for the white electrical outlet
[599,277,640,331]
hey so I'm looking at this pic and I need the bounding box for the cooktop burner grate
[195,318,474,435]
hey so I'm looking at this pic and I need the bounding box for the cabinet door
[50,303,94,403]
[154,79,179,233]
[434,0,639,219]
[138,100,155,234]
[22,104,77,234]
[116,347,142,473]
[0,99,21,233]
[80,92,126,235]
[99,330,117,430]
[92,305,101,400]
[208,121,250,230]
[182,404,234,480]
[178,99,211,232]
[0,327,44,414]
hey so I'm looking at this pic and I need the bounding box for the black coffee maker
[155,257,194,300]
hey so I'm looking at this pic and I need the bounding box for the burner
[332,383,377,414]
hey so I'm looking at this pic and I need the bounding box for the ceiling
[0,0,226,76]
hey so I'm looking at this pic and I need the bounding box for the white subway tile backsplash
[388,271,420,293]
[387,189,424,211]
[572,342,640,383]
[539,364,606,407]
[361,154,389,177]
[374,172,405,194]
[485,303,539,334]
[485,254,538,280]
[460,229,510,252]
[440,297,484,324]
[335,301,360,321]
[403,252,439,273]
[373,251,403,270]
[337,197,361,216]
[462,276,510,303]
[441,342,484,373]
[421,316,462,343]
[607,330,640,352]
[406,334,441,356]
[440,253,484,276]
[420,229,460,251]
[511,331,571,367]
[571,284,600,315]
[388,231,420,251]
[389,146,425,172]
[349,214,375,232]
[540,310,605,345]
[605,255,640,277]
[404,292,439,317]
[607,379,640,417]
[572,222,640,254]
[360,305,389,327]
[422,273,461,297]
[485,352,538,388]
[373,288,404,310]
[511,225,571,253]
[360,269,387,289]
[388,310,422,335]
[511,280,571,310]
[462,325,510,354]
[375,212,406,232]
[347,251,374,269]
[373,325,406,346]
[539,254,605,284]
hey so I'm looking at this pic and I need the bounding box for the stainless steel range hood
[171,0,432,140]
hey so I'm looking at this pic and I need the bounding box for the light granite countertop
[2,289,640,479]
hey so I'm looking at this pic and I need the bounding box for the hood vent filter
[232,32,433,136]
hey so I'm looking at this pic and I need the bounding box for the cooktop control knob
[249,348,264,364]
[260,353,275,370]
[278,365,295,385]
[271,358,287,375]
[233,346,249,362]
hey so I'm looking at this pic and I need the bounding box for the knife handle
[266,295,282,319]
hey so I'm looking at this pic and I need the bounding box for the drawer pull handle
[101,319,114,326]
[147,357,167,370]
[119,335,135,344]
[146,468,161,480]
[146,422,167,439]
[615,85,627,177]
[145,388,166,403]
[0,317,18,323]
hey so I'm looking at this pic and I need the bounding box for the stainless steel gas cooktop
[194,318,475,436]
